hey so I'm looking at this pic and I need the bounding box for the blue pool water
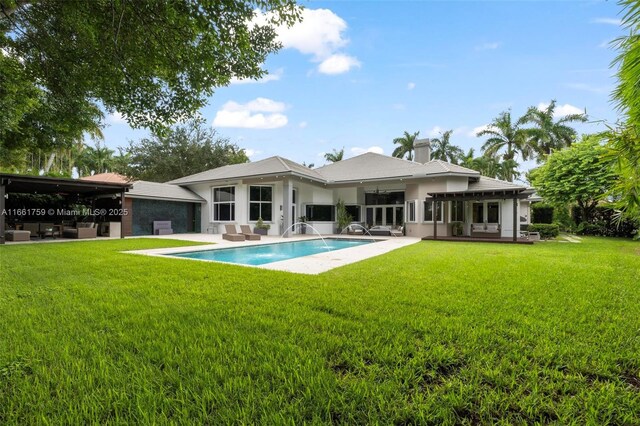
[167,238,376,266]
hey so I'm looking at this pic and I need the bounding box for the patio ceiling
[426,188,535,202]
[0,173,131,196]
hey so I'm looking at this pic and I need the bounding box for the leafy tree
[524,100,587,159]
[392,131,419,161]
[78,142,115,176]
[430,130,463,164]
[609,0,640,232]
[529,136,615,223]
[125,119,248,182]
[324,148,344,163]
[477,110,533,169]
[603,124,640,231]
[1,0,301,136]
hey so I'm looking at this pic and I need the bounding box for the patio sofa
[5,230,31,241]
[470,223,501,238]
[62,222,98,239]
[368,226,403,237]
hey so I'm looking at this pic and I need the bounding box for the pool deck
[127,234,421,275]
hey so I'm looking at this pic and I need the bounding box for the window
[487,202,499,223]
[212,186,235,221]
[249,186,273,221]
[450,200,465,222]
[472,202,484,223]
[365,191,405,205]
[345,205,361,222]
[423,200,443,222]
[306,205,335,221]
[406,200,416,222]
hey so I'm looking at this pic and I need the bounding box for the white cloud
[350,146,384,156]
[254,8,360,75]
[537,102,585,117]
[298,121,308,128]
[591,18,622,25]
[427,126,444,138]
[468,124,492,137]
[213,97,288,129]
[230,68,283,85]
[318,54,361,75]
[407,82,416,90]
[107,111,127,124]
[475,42,500,51]
[244,149,262,158]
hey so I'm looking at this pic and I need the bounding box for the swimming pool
[166,238,377,266]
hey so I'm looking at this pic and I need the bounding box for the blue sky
[103,0,625,177]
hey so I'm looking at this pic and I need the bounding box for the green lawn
[1,238,639,424]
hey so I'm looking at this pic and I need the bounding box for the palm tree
[524,99,587,160]
[477,110,534,165]
[459,148,476,169]
[324,148,344,163]
[430,130,464,163]
[392,131,419,160]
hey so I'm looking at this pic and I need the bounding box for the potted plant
[336,199,353,234]
[297,216,307,234]
[254,217,270,235]
[451,221,463,237]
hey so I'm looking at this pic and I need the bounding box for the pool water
[167,238,376,266]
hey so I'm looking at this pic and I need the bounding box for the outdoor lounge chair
[239,225,261,240]
[222,224,245,242]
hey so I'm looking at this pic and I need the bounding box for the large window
[249,186,273,221]
[212,186,235,221]
[487,202,500,223]
[450,200,465,222]
[406,200,416,222]
[365,191,405,205]
[345,205,361,222]
[472,202,484,223]
[423,200,443,222]
[306,205,335,221]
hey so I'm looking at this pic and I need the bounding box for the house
[168,140,534,240]
[81,173,205,236]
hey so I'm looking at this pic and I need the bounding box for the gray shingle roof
[315,153,479,183]
[128,181,206,203]
[166,157,324,185]
[467,176,526,192]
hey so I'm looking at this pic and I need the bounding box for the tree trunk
[1,0,30,18]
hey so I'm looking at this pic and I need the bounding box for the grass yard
[1,237,639,424]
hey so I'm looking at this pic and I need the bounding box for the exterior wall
[404,181,453,238]
[130,198,200,236]
[122,198,133,236]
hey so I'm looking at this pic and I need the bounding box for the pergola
[426,188,535,242]
[0,173,131,244]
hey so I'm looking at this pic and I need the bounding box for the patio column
[432,200,437,240]
[0,183,5,244]
[512,195,518,242]
[120,190,126,239]
[282,178,292,238]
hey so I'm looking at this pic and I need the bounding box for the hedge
[528,223,559,239]
[532,204,554,224]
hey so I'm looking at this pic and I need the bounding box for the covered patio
[1,173,131,244]
[425,187,535,243]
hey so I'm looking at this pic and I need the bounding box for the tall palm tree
[524,99,588,160]
[324,148,344,163]
[392,131,419,161]
[477,110,534,167]
[430,130,464,163]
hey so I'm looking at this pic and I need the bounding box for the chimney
[414,138,431,163]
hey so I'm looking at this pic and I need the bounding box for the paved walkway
[128,233,421,275]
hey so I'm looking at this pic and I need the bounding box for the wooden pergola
[0,174,131,244]
[426,188,535,242]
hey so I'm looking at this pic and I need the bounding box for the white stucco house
[168,140,534,241]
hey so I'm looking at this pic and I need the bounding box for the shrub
[532,203,554,224]
[571,205,637,238]
[528,223,559,239]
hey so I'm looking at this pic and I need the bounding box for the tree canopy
[392,131,419,161]
[324,148,344,163]
[124,119,249,182]
[430,130,463,164]
[524,100,587,159]
[530,136,614,222]
[1,0,301,142]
